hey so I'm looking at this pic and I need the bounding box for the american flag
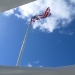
[30,7,51,24]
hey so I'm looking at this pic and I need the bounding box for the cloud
[27,63,32,67]
[39,66,43,67]
[26,62,43,67]
[59,30,74,35]
[3,8,16,16]
[70,0,75,4]
[3,0,75,32]
[33,61,39,64]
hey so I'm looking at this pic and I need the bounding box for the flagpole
[16,22,31,66]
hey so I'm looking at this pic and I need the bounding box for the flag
[30,7,51,24]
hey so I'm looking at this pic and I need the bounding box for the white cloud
[39,66,43,67]
[70,0,75,4]
[33,61,39,64]
[27,63,32,67]
[26,62,43,67]
[59,30,74,35]
[3,0,75,32]
[3,8,16,16]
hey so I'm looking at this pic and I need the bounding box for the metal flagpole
[16,22,31,66]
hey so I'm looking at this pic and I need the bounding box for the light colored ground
[0,65,75,75]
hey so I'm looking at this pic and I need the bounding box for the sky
[0,0,75,67]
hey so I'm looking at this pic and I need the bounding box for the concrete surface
[0,0,35,12]
[0,65,75,75]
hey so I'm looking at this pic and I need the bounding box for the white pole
[16,23,31,66]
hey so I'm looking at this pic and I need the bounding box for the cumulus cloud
[70,0,75,4]
[33,61,39,64]
[27,63,32,67]
[26,62,43,67]
[59,30,74,35]
[3,8,16,16]
[3,0,75,32]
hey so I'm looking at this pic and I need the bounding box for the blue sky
[0,0,75,67]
